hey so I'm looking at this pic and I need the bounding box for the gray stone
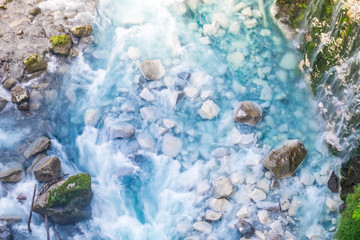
[2,78,16,89]
[24,136,51,159]
[0,97,8,112]
[212,176,233,198]
[234,101,263,126]
[0,168,23,183]
[235,219,255,238]
[110,124,135,139]
[262,140,307,179]
[256,201,280,212]
[11,85,28,103]
[27,154,47,173]
[139,60,166,80]
[71,25,93,38]
[34,156,61,182]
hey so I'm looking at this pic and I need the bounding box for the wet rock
[270,220,284,235]
[110,124,135,139]
[0,167,23,183]
[236,206,250,218]
[162,134,182,157]
[280,199,290,211]
[267,230,281,240]
[33,173,92,225]
[340,155,360,200]
[235,219,255,238]
[270,178,279,189]
[17,101,29,111]
[11,85,28,103]
[69,48,79,58]
[262,140,307,179]
[212,176,233,198]
[326,198,337,212]
[0,97,8,112]
[140,88,155,101]
[71,25,93,38]
[140,107,157,121]
[209,198,230,212]
[139,60,166,80]
[250,188,266,202]
[193,221,212,234]
[234,101,263,126]
[34,156,61,182]
[49,35,72,56]
[0,217,21,224]
[27,154,46,173]
[327,171,339,193]
[288,197,302,216]
[136,132,155,149]
[205,210,222,221]
[325,131,342,155]
[2,78,16,89]
[23,54,47,73]
[29,7,41,16]
[84,108,100,126]
[24,136,51,159]
[17,193,26,201]
[0,224,12,240]
[258,210,270,224]
[170,91,185,108]
[198,100,220,120]
[256,201,280,212]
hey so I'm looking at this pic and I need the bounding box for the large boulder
[234,101,262,126]
[49,35,72,56]
[11,85,28,103]
[0,167,23,183]
[23,54,47,73]
[262,140,307,179]
[71,25,93,38]
[139,60,166,80]
[34,156,61,182]
[24,136,51,159]
[33,173,92,225]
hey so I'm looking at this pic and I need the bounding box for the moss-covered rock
[33,173,92,225]
[49,35,72,56]
[23,54,47,73]
[71,25,93,38]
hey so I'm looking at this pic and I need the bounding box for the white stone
[260,29,271,37]
[84,109,100,126]
[245,153,261,166]
[326,198,337,212]
[300,172,315,186]
[184,86,199,99]
[198,100,220,120]
[200,90,212,100]
[139,60,166,80]
[203,23,219,36]
[288,197,302,217]
[227,52,244,69]
[279,53,298,70]
[205,210,222,221]
[162,134,182,157]
[244,19,258,29]
[209,198,230,212]
[242,7,253,17]
[280,200,291,211]
[127,47,140,60]
[163,119,177,129]
[232,2,247,13]
[236,206,250,219]
[257,178,270,193]
[140,107,157,121]
[229,21,240,34]
[197,181,210,195]
[193,221,212,234]
[212,176,233,198]
[258,210,270,224]
[140,88,155,101]
[255,231,266,240]
[270,220,284,235]
[212,12,230,28]
[228,127,242,145]
[136,133,154,149]
[239,133,255,146]
[110,124,135,139]
[250,188,266,202]
[170,91,185,108]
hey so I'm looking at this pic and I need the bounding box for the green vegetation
[49,35,71,47]
[335,184,360,239]
[23,54,41,67]
[47,173,91,208]
[275,0,309,29]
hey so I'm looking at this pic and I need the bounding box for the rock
[300,172,315,186]
[257,178,270,193]
[244,19,258,29]
[209,198,230,212]
[193,221,212,234]
[17,101,29,111]
[170,91,185,108]
[270,220,284,235]
[234,101,263,126]
[34,156,61,182]
[0,97,8,112]
[84,108,100,126]
[2,78,16,89]
[23,54,47,73]
[11,85,28,103]
[17,193,26,201]
[270,178,279,189]
[267,230,281,240]
[205,210,222,221]
[235,219,255,238]
[242,7,253,17]
[325,131,342,154]
[0,224,12,240]
[0,168,23,183]
[212,176,233,198]
[71,25,93,38]
[140,107,157,121]
[0,217,21,224]
[127,47,141,60]
[280,200,291,211]
[236,206,250,218]
[257,210,270,224]
[250,188,266,202]
[69,48,79,58]
[140,88,155,101]
[340,155,360,200]
[184,86,199,99]
[327,171,339,193]
[33,173,92,225]
[279,53,298,70]
[163,119,177,129]
[162,134,182,157]
[262,140,307,179]
[136,132,154,149]
[110,124,135,139]
[24,136,51,159]
[29,7,41,16]
[288,197,302,216]
[198,100,220,120]
[139,60,166,80]
[326,198,337,212]
[49,35,72,56]
[256,201,280,212]
[27,154,46,173]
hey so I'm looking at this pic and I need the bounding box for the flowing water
[0,0,342,239]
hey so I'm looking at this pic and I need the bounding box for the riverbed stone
[24,136,51,159]
[198,100,220,120]
[23,54,47,73]
[212,176,233,198]
[300,171,315,186]
[11,85,28,103]
[193,221,212,234]
[0,97,8,112]
[262,140,307,179]
[110,124,135,139]
[139,60,166,80]
[162,134,182,157]
[326,198,337,212]
[71,25,93,38]
[234,101,263,126]
[136,132,155,149]
[258,210,270,224]
[33,173,92,225]
[209,198,230,212]
[327,171,339,193]
[205,210,222,221]
[29,7,41,16]
[256,201,280,212]
[49,35,72,56]
[250,188,266,202]
[34,156,61,182]
[17,102,29,111]
[2,78,16,90]
[270,220,284,235]
[0,224,12,240]
[236,206,250,218]
[0,168,23,183]
[235,219,255,238]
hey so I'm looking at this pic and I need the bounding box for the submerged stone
[24,136,51,159]
[234,101,263,126]
[29,7,41,16]
[34,156,61,182]
[139,60,166,80]
[279,52,298,70]
[262,140,307,179]
[33,173,92,225]
[71,25,93,38]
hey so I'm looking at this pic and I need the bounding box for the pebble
[110,124,135,139]
[193,221,212,234]
[198,100,220,120]
[250,188,266,202]
[139,60,166,80]
[288,197,301,217]
[257,178,270,193]
[205,210,222,221]
[244,19,258,29]
[140,107,157,121]
[236,206,250,219]
[2,78,17,90]
[209,198,230,212]
[257,210,270,224]
[162,134,182,157]
[270,220,284,235]
[280,200,291,211]
[136,132,155,149]
[212,176,233,198]
[140,88,155,101]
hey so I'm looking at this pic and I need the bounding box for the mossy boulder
[340,156,360,200]
[23,54,47,73]
[33,173,92,225]
[71,25,93,38]
[49,35,72,56]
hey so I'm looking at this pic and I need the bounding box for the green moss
[23,54,41,67]
[50,35,71,47]
[47,173,91,208]
[335,184,360,239]
[0,4,7,9]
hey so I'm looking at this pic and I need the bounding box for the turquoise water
[0,0,341,239]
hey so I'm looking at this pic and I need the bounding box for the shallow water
[0,0,341,239]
